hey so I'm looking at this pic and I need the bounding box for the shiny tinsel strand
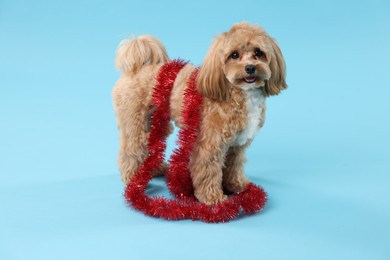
[124,60,267,223]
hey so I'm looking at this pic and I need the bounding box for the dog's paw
[121,172,133,185]
[224,178,250,194]
[196,192,228,205]
[207,194,228,205]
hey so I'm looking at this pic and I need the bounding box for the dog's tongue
[244,77,256,83]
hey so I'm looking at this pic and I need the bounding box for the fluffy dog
[113,22,286,205]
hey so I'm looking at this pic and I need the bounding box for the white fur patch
[232,88,265,146]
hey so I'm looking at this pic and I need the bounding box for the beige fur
[112,22,287,204]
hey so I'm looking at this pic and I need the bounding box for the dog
[113,22,286,205]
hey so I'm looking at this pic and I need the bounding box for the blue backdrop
[1,0,389,259]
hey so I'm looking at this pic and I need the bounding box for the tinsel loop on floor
[124,60,267,223]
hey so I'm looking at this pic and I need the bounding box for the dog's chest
[231,90,265,146]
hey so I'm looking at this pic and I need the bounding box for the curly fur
[112,22,287,205]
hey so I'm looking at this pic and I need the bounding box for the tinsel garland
[124,60,267,223]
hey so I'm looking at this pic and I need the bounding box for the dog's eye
[231,52,240,60]
[255,49,264,58]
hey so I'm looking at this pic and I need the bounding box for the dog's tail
[115,35,169,75]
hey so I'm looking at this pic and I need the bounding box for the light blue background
[1,0,389,259]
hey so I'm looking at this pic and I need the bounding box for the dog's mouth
[243,76,257,84]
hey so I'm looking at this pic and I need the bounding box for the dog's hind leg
[117,108,151,184]
[113,35,170,184]
[112,79,155,185]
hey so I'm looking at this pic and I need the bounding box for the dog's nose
[245,65,256,75]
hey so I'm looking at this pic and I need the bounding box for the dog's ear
[264,37,287,96]
[197,34,231,101]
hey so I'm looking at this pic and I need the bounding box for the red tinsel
[124,60,267,223]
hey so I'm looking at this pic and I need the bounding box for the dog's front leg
[223,145,250,193]
[189,138,228,205]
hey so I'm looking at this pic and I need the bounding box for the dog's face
[222,29,272,91]
[197,23,287,100]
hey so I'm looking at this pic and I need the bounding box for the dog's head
[197,22,287,101]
